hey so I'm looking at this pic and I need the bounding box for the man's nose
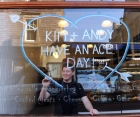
[63,71,67,74]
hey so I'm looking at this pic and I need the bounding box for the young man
[39,63,98,115]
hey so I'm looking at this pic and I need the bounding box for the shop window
[23,16,38,42]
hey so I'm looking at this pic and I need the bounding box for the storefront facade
[0,0,140,116]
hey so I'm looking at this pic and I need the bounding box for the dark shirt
[47,80,86,115]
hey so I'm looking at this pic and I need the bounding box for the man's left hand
[90,109,99,116]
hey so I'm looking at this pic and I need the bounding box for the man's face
[62,67,74,81]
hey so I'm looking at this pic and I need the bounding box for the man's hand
[90,109,99,116]
[81,96,99,116]
[42,78,50,88]
[38,78,50,101]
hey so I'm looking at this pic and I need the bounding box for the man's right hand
[42,78,50,88]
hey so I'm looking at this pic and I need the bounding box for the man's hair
[62,63,74,72]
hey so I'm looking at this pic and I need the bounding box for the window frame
[0,1,140,9]
[23,15,39,42]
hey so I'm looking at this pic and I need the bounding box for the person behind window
[38,63,99,116]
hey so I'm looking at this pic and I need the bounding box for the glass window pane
[1,7,140,116]
[27,30,36,40]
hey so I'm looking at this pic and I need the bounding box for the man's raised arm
[38,79,50,101]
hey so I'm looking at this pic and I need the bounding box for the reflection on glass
[2,6,140,115]
[101,20,112,27]
[60,30,68,35]
[58,20,69,27]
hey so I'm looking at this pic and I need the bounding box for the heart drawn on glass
[12,14,130,89]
